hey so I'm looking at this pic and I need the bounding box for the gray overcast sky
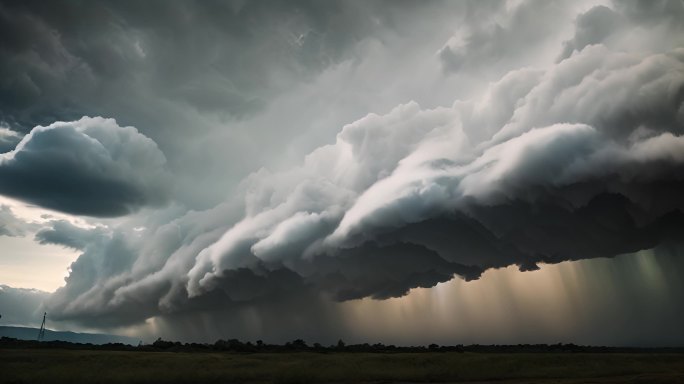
[1,0,684,346]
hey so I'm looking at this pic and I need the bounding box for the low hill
[0,325,137,345]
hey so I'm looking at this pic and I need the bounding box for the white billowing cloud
[314,45,684,247]
[491,46,684,145]
[0,117,171,217]
[250,210,339,263]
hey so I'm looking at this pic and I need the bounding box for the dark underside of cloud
[34,220,105,250]
[0,0,682,341]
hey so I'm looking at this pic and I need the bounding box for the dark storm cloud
[0,0,449,208]
[0,117,171,217]
[0,0,367,129]
[310,242,483,301]
[0,0,431,132]
[35,220,106,250]
[0,0,679,340]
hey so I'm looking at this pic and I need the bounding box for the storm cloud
[46,46,684,331]
[35,220,107,250]
[0,0,391,129]
[0,117,171,216]
[0,0,683,344]
[0,0,462,208]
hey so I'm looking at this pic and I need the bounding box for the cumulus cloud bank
[0,117,171,217]
[184,46,684,302]
[38,3,684,332]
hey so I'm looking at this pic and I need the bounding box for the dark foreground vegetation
[2,338,684,383]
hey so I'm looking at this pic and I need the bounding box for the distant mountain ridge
[0,326,137,345]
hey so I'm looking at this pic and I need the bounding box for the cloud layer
[0,1,682,343]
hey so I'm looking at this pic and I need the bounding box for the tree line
[2,336,683,354]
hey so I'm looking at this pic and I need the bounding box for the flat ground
[1,349,683,383]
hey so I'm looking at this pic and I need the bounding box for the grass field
[1,349,683,383]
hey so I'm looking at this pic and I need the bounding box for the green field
[1,349,683,383]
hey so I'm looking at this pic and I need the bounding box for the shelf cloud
[45,46,684,327]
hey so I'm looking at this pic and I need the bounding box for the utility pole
[37,312,46,341]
